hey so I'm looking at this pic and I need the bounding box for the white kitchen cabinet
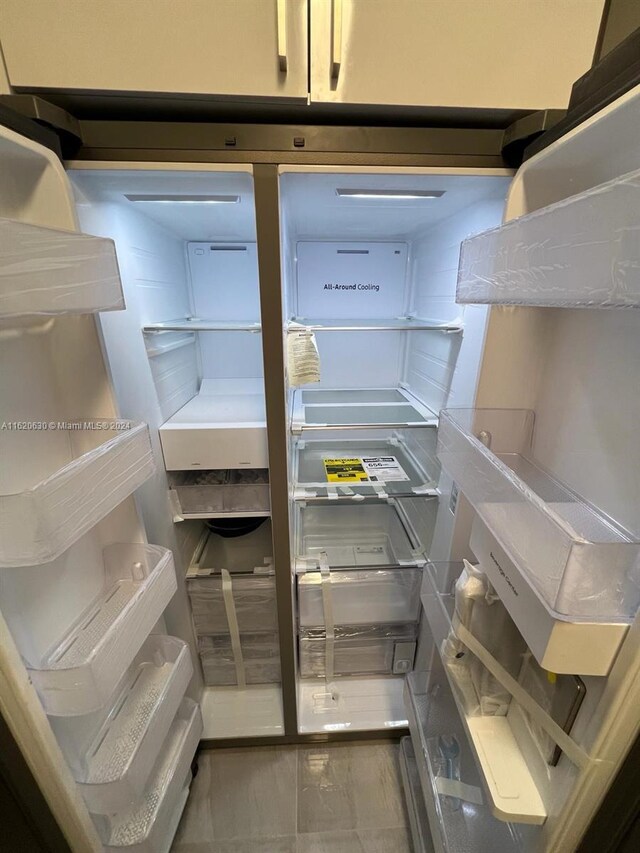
[310,0,605,110]
[0,0,308,101]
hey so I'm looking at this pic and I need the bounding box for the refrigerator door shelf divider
[28,544,177,716]
[0,421,155,567]
[57,635,193,815]
[457,167,640,308]
[96,699,202,853]
[0,218,124,318]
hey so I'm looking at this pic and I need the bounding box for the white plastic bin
[51,635,192,814]
[28,544,177,715]
[456,168,640,308]
[0,421,155,567]
[96,699,202,853]
[0,218,124,317]
[437,409,640,621]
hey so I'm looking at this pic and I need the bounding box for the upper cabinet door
[310,0,605,111]
[0,0,308,101]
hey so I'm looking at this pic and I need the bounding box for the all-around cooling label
[323,456,410,483]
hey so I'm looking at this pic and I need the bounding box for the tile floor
[172,741,413,853]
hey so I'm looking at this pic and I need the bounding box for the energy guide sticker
[323,458,369,483]
[322,456,410,483]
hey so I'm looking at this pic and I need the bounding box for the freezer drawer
[298,568,421,627]
[198,632,281,686]
[294,501,426,571]
[187,573,277,634]
[299,624,417,678]
[171,468,270,518]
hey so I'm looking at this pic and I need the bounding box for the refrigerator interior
[69,166,284,740]
[277,168,512,733]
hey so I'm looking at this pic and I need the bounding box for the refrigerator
[0,82,638,853]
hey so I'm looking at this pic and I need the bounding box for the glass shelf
[0,421,155,568]
[291,387,438,432]
[293,432,440,500]
[143,318,261,332]
[288,317,463,332]
[457,167,640,308]
[28,544,177,716]
[52,635,192,814]
[0,218,124,318]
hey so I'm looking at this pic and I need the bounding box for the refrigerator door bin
[405,671,538,851]
[294,501,426,572]
[0,218,124,318]
[187,574,277,635]
[170,468,270,518]
[95,698,202,852]
[27,543,177,716]
[293,430,440,500]
[291,387,438,432]
[470,517,629,675]
[457,167,640,308]
[437,409,640,624]
[299,623,417,678]
[198,632,281,686]
[0,421,155,567]
[298,568,421,627]
[399,736,436,853]
[51,635,192,814]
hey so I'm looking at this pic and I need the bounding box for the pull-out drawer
[299,623,417,678]
[198,632,281,686]
[170,469,270,519]
[187,574,277,635]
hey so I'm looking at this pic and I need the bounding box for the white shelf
[0,218,124,318]
[405,671,536,853]
[0,421,155,567]
[170,468,270,519]
[97,699,202,852]
[291,387,438,432]
[53,635,192,814]
[143,318,261,332]
[399,737,436,853]
[457,167,640,308]
[297,675,407,734]
[288,317,463,332]
[293,433,440,500]
[28,544,177,716]
[437,408,637,674]
[200,684,284,739]
[159,383,268,471]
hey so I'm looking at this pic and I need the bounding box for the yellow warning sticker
[323,458,369,483]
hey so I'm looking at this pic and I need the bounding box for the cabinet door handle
[277,0,288,73]
[331,0,343,82]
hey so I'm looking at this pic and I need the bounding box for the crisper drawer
[294,501,426,571]
[299,624,417,678]
[187,573,277,634]
[171,468,270,517]
[297,568,421,627]
[198,633,281,686]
